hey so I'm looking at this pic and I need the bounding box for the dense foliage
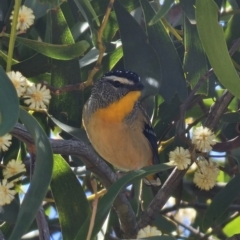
[1,0,240,239]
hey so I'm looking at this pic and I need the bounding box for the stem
[80,0,115,89]
[6,0,21,72]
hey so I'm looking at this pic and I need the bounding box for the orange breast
[83,91,153,171]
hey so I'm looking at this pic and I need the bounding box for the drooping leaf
[196,0,240,98]
[3,35,90,61]
[9,108,53,240]
[76,0,100,26]
[49,115,89,143]
[114,0,161,97]
[149,0,175,26]
[51,155,90,240]
[0,196,19,222]
[140,0,187,102]
[183,15,208,95]
[11,53,51,78]
[224,13,240,65]
[203,174,240,230]
[24,0,56,19]
[180,0,196,24]
[0,66,19,136]
[75,163,174,239]
[47,8,84,127]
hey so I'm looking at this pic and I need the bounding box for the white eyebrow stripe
[104,75,135,85]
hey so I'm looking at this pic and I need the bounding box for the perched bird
[82,70,160,186]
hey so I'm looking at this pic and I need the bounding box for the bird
[82,69,161,186]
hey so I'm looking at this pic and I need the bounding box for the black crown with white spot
[103,70,140,83]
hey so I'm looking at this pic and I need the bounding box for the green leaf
[224,13,240,65]
[24,0,55,19]
[0,51,19,65]
[79,0,100,26]
[114,0,162,97]
[0,66,19,136]
[11,53,51,78]
[149,0,175,26]
[75,163,174,239]
[203,174,240,230]
[196,0,240,98]
[135,237,176,240]
[0,196,19,222]
[9,108,53,240]
[221,112,240,123]
[179,0,196,24]
[140,0,187,102]
[154,215,177,233]
[183,15,208,95]
[81,45,123,81]
[51,155,91,240]
[3,35,90,61]
[223,216,240,237]
[49,115,89,143]
[47,8,84,127]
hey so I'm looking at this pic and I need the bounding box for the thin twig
[204,90,234,129]
[138,167,187,229]
[11,123,138,239]
[160,202,240,214]
[80,0,115,90]
[178,36,240,134]
[169,215,205,238]
[36,207,50,240]
[198,212,240,240]
[87,179,99,240]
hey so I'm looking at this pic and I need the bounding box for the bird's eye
[112,81,122,87]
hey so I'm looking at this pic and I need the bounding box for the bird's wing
[138,104,160,166]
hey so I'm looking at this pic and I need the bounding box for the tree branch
[11,123,138,238]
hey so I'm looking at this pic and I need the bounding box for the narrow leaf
[183,15,208,95]
[140,0,187,102]
[114,0,162,97]
[51,155,90,240]
[179,0,196,24]
[149,0,175,26]
[75,163,174,239]
[196,0,240,98]
[48,8,84,127]
[9,108,53,240]
[49,115,89,143]
[0,66,19,136]
[224,14,240,65]
[203,174,240,230]
[3,35,90,60]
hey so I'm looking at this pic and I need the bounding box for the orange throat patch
[93,91,141,123]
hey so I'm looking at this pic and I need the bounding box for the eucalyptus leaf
[51,155,90,240]
[4,35,90,60]
[196,0,240,98]
[75,163,174,239]
[203,174,240,230]
[149,0,175,26]
[114,0,161,97]
[0,66,19,136]
[9,108,53,240]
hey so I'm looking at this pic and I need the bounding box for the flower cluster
[193,158,219,191]
[137,225,161,239]
[0,160,26,206]
[0,134,12,152]
[169,147,191,170]
[192,126,216,152]
[10,5,35,31]
[169,126,219,191]
[7,71,51,110]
